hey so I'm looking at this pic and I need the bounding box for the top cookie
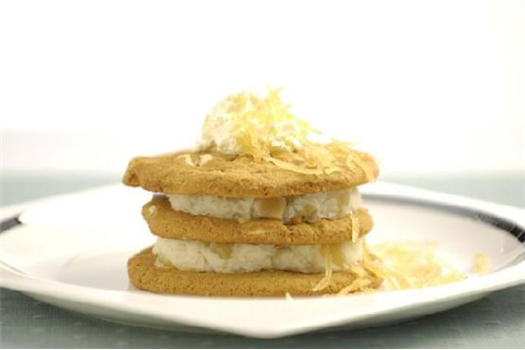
[123,148,379,198]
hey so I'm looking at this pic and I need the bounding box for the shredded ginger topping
[200,87,377,179]
[312,241,467,295]
[366,242,467,290]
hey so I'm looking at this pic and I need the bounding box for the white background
[1,0,523,176]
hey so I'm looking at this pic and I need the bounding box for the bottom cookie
[128,247,382,297]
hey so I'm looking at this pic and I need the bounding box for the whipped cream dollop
[199,89,310,155]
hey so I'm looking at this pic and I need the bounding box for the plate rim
[1,182,524,338]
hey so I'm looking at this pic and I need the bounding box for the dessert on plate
[123,88,382,296]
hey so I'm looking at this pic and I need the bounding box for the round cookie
[122,149,379,198]
[128,248,382,297]
[143,196,374,245]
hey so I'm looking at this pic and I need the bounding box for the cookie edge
[128,247,382,297]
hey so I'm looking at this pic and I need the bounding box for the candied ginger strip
[474,253,490,274]
[313,246,333,291]
[351,214,360,243]
[337,278,372,296]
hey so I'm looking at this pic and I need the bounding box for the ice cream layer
[167,188,362,223]
[153,237,364,274]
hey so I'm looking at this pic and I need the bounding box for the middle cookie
[142,195,373,245]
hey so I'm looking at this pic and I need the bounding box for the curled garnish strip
[346,153,376,182]
[313,245,333,291]
[337,278,372,296]
[351,214,360,243]
[177,154,195,166]
[350,265,367,278]
[363,261,405,290]
[265,156,322,175]
[474,253,490,274]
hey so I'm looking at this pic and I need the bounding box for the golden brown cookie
[122,149,378,198]
[143,196,373,245]
[128,248,382,297]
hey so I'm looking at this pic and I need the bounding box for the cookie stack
[124,90,381,297]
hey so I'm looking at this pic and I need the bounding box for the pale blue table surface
[1,173,524,348]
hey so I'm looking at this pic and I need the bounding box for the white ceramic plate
[1,182,524,338]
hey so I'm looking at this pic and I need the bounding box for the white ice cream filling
[153,237,364,274]
[167,188,362,223]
